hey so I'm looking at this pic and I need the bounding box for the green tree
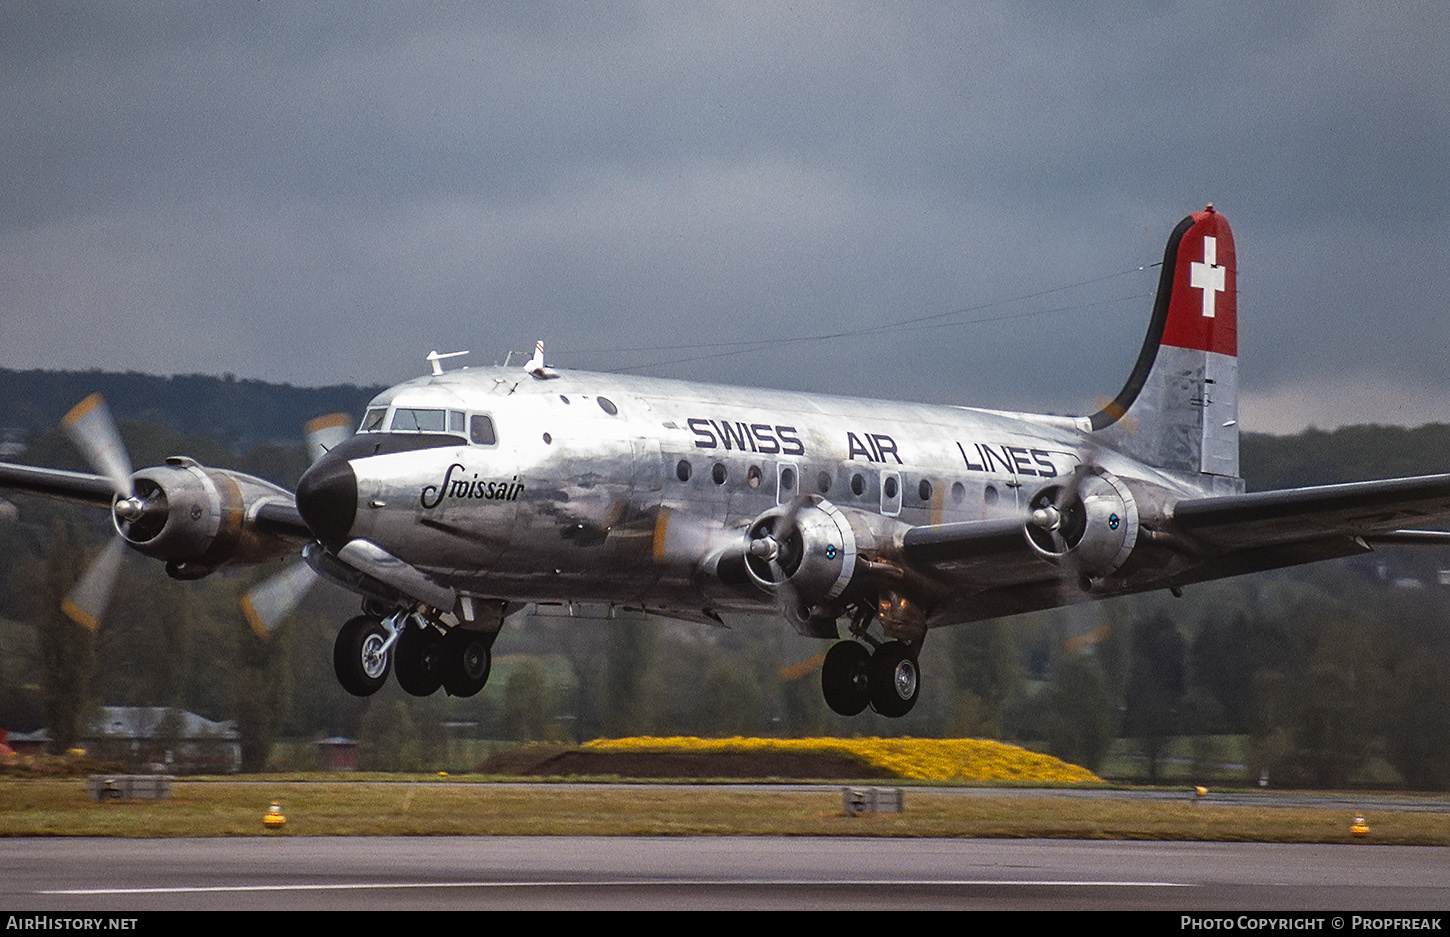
[500,658,559,741]
[1031,654,1116,773]
[31,521,96,752]
[944,619,1021,738]
[692,658,768,736]
[601,619,663,736]
[1122,613,1187,782]
[357,698,422,771]
[233,622,289,772]
[1383,656,1450,790]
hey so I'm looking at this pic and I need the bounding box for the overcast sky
[2,2,1446,433]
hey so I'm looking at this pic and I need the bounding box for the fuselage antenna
[426,350,469,376]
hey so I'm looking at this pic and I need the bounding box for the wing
[1172,474,1450,545]
[0,459,312,540]
[0,461,114,506]
[898,474,1450,623]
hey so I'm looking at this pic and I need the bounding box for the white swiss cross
[1189,236,1225,319]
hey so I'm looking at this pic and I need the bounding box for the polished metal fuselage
[332,364,1222,625]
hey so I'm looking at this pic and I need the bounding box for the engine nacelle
[743,498,862,608]
[1025,469,1139,580]
[116,457,302,579]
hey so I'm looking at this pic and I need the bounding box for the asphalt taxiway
[5,836,1448,911]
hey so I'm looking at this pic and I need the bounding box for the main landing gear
[333,609,493,699]
[821,637,921,718]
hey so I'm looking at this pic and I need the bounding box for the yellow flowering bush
[584,736,1100,783]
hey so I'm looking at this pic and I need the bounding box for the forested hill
[1241,424,1450,490]
[3,367,1450,487]
[0,369,385,449]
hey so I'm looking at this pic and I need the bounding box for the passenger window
[676,459,692,482]
[597,397,618,415]
[712,463,728,485]
[918,479,933,502]
[850,473,865,497]
[817,471,832,494]
[471,415,497,446]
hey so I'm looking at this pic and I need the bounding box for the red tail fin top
[1160,206,1236,357]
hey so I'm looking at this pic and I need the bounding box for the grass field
[4,778,1450,844]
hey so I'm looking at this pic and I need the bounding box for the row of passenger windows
[360,407,497,446]
[674,457,984,505]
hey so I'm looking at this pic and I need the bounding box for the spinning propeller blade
[62,393,134,501]
[61,536,126,631]
[241,560,319,637]
[305,413,353,465]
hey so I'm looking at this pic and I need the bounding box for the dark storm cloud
[1,2,1445,431]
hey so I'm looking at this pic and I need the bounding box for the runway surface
[5,836,1448,911]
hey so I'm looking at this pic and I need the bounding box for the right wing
[0,462,114,507]
[896,473,1450,623]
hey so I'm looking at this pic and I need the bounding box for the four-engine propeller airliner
[6,206,1450,717]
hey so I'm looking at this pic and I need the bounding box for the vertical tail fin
[1091,206,1238,479]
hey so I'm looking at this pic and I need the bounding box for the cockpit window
[361,408,388,432]
[448,410,465,434]
[390,408,448,433]
[470,414,497,446]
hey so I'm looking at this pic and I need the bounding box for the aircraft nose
[295,452,357,550]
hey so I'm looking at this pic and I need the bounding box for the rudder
[1091,206,1239,480]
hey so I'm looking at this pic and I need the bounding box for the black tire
[394,625,445,696]
[821,640,872,716]
[333,616,390,697]
[441,629,492,697]
[869,640,920,718]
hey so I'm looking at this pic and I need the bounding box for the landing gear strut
[332,608,496,699]
[820,638,921,717]
[819,601,923,718]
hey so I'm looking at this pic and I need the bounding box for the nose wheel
[820,639,921,718]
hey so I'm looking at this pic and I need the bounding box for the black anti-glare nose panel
[295,455,357,550]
